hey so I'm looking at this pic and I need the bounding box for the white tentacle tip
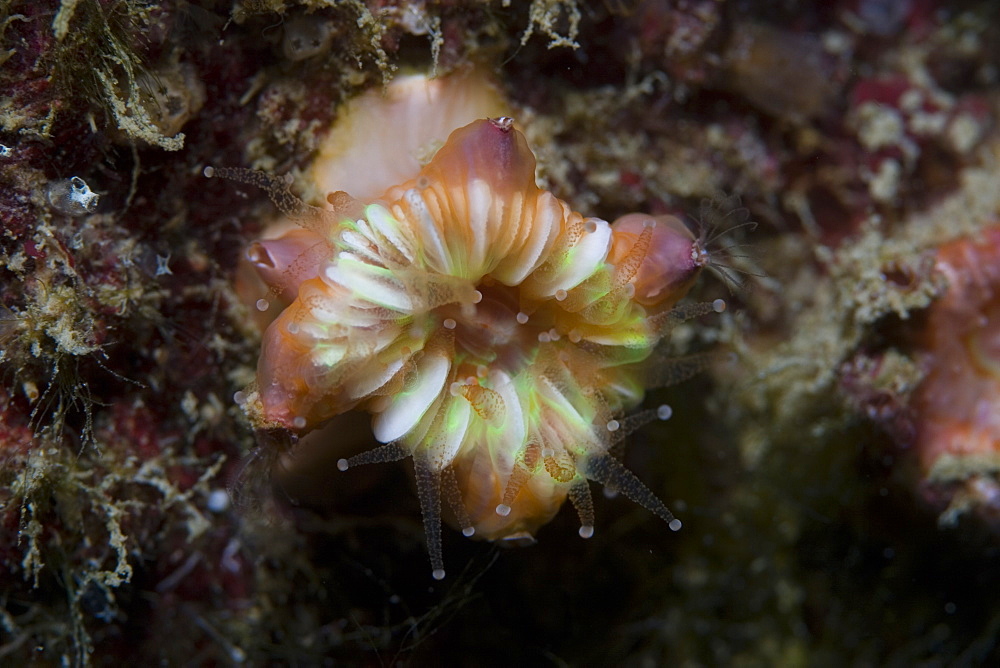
[578,525,595,539]
[336,458,349,472]
[432,568,446,581]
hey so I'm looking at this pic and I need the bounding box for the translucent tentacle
[459,384,506,426]
[496,441,539,516]
[606,404,673,448]
[584,454,682,531]
[648,299,726,338]
[336,442,408,471]
[413,455,446,580]
[204,166,360,236]
[642,352,717,389]
[603,404,673,496]
[544,447,577,483]
[442,465,475,537]
[612,222,653,290]
[568,478,595,538]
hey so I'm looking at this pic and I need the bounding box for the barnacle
[46,176,100,216]
[214,112,724,579]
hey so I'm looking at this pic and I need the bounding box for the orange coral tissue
[211,116,721,579]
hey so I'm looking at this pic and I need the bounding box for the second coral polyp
[230,116,712,578]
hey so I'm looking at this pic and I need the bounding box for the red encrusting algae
[912,226,1000,525]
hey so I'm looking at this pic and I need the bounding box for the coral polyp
[214,116,721,579]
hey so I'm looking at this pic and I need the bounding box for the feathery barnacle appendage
[693,194,763,293]
[217,118,727,578]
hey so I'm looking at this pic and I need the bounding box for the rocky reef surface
[2,0,999,664]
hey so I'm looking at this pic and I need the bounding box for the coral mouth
[435,282,538,376]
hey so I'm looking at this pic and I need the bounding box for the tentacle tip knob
[432,568,446,581]
[657,404,673,421]
[203,166,215,178]
[462,527,475,537]
[336,458,349,472]
[712,299,726,313]
[578,525,595,539]
[496,503,512,517]
[668,518,683,531]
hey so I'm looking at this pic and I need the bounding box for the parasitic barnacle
[212,80,725,579]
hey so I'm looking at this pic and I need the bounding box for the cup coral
[211,112,723,579]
